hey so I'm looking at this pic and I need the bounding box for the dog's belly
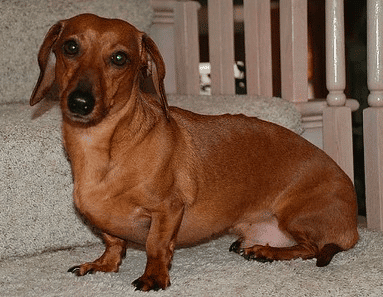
[85,202,295,249]
[175,211,296,248]
[78,189,295,248]
[231,216,296,248]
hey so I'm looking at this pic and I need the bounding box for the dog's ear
[30,22,64,106]
[141,34,170,119]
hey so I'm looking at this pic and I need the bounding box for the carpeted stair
[1,1,383,296]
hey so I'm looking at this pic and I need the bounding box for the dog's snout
[68,90,95,116]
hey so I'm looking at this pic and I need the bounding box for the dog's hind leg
[235,232,345,267]
[68,233,127,276]
[230,222,320,262]
[237,232,320,263]
[231,210,357,266]
[232,183,358,266]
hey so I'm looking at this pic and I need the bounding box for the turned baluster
[208,0,235,95]
[364,0,383,230]
[323,0,354,181]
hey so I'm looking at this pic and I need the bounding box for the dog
[30,13,359,291]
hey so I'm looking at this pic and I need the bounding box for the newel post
[364,0,383,230]
[322,0,354,182]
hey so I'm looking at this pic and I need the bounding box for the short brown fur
[30,14,359,291]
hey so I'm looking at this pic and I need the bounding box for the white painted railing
[206,0,355,180]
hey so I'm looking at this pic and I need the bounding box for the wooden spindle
[244,0,272,97]
[364,0,383,231]
[279,0,308,103]
[208,0,235,95]
[323,0,354,181]
[325,0,346,106]
[174,1,201,95]
[366,0,383,107]
[150,1,176,94]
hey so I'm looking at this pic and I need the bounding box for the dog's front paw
[229,240,244,255]
[241,245,275,263]
[68,265,95,276]
[243,253,274,263]
[68,262,120,276]
[132,274,170,292]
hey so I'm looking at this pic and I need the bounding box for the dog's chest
[74,185,151,243]
[66,130,180,245]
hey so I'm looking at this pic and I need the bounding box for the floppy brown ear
[141,34,170,119]
[30,22,64,106]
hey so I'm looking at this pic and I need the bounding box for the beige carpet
[1,228,383,296]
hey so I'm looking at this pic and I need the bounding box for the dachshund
[30,14,359,291]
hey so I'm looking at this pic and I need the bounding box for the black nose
[67,90,95,116]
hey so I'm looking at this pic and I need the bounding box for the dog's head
[30,13,169,124]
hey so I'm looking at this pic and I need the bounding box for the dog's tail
[315,243,344,267]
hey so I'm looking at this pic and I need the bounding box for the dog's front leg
[68,233,127,275]
[132,199,185,291]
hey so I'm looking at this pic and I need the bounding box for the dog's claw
[68,266,80,274]
[229,240,242,254]
[254,257,274,263]
[230,241,274,263]
[132,279,161,292]
[230,240,247,257]
[132,273,171,292]
[243,253,274,263]
[68,265,95,276]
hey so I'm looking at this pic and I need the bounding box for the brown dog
[30,14,358,291]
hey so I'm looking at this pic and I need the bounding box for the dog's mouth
[63,107,108,126]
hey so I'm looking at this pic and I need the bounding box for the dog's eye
[63,40,79,56]
[111,51,129,66]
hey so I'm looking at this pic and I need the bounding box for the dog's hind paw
[230,241,274,263]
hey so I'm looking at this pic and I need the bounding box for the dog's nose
[67,90,95,116]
